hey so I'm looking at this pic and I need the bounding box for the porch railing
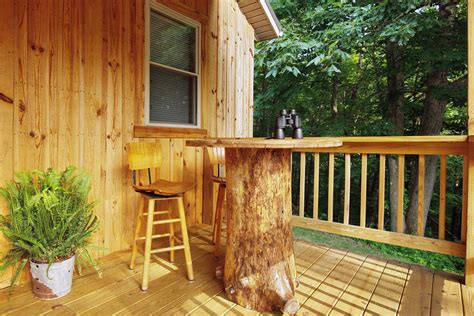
[291,136,468,258]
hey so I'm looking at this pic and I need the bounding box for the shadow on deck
[0,225,472,315]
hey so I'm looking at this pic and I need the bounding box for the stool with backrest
[127,142,194,291]
[207,147,226,256]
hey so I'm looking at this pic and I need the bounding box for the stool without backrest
[207,147,226,256]
[127,142,194,291]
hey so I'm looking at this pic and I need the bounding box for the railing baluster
[313,153,320,219]
[360,154,367,227]
[462,155,468,242]
[344,154,351,225]
[378,154,386,230]
[439,155,446,240]
[288,137,469,270]
[328,153,334,222]
[397,155,405,233]
[299,153,306,217]
[418,155,425,236]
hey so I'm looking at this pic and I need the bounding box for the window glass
[147,10,199,127]
[149,66,197,125]
[150,11,196,72]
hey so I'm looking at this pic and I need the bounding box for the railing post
[466,139,474,286]
[466,0,474,287]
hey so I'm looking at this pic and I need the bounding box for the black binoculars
[273,109,303,139]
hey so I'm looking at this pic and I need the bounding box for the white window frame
[144,1,201,128]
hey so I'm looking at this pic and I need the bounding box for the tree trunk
[404,0,459,235]
[405,71,448,234]
[385,42,405,232]
[367,169,379,227]
[388,156,405,231]
[224,148,298,313]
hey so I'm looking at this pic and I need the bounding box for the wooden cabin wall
[0,0,254,287]
[200,0,255,224]
[144,0,255,225]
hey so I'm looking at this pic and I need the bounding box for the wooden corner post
[466,0,474,287]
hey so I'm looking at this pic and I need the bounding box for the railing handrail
[296,136,468,155]
[327,135,466,142]
[298,135,468,143]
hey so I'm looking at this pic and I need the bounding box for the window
[146,6,200,127]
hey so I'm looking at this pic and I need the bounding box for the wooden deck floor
[1,225,473,315]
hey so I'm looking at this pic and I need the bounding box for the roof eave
[238,0,283,42]
[260,0,283,39]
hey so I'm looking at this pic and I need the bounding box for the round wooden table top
[186,137,342,149]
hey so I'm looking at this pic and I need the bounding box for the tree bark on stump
[224,148,298,313]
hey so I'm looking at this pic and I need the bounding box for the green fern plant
[0,166,101,288]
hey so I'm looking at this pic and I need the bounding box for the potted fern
[0,167,101,299]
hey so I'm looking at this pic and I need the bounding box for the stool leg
[212,190,221,245]
[177,196,194,281]
[214,184,226,257]
[168,210,175,263]
[141,199,155,291]
[130,196,145,270]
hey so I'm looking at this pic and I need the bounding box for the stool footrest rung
[150,245,185,254]
[153,218,181,225]
[143,210,170,216]
[137,233,172,241]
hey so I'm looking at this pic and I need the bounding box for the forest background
[253,0,468,273]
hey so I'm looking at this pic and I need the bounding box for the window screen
[148,10,198,126]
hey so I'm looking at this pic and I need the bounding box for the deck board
[364,261,409,315]
[0,225,471,315]
[398,265,434,315]
[431,272,463,315]
[328,256,386,315]
[299,252,367,315]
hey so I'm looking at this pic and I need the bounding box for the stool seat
[134,180,195,196]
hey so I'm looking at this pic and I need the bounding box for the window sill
[134,125,208,138]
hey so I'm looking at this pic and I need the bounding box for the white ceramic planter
[30,255,75,300]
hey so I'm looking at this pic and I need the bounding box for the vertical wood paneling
[0,0,15,288]
[195,147,203,224]
[201,0,254,224]
[12,0,29,283]
[14,0,30,173]
[225,0,236,138]
[122,0,141,250]
[0,0,256,288]
[234,2,244,137]
[183,145,196,225]
[104,0,124,253]
[28,0,51,170]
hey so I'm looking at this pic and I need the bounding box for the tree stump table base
[186,138,343,312]
[224,148,298,312]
